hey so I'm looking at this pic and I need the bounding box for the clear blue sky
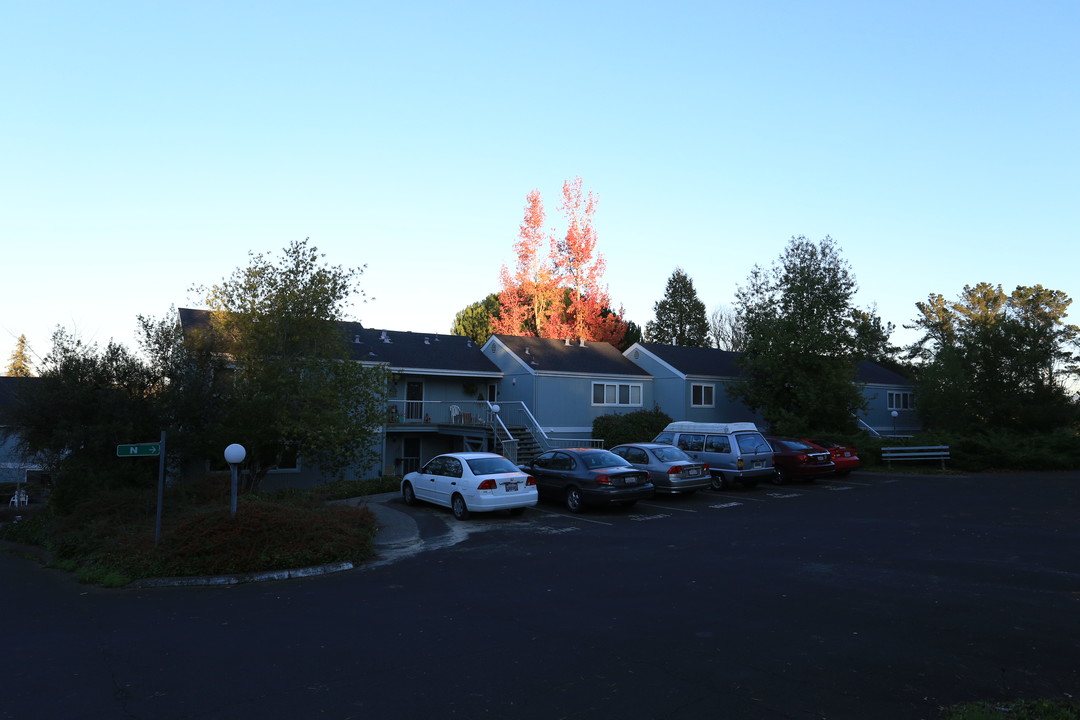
[3,1,1078,368]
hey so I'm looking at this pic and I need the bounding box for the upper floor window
[592,382,642,407]
[691,383,715,407]
[888,391,916,410]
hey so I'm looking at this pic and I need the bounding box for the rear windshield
[652,446,692,463]
[581,451,628,469]
[775,438,816,452]
[466,457,520,475]
[735,432,771,454]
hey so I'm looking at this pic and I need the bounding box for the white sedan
[401,452,538,520]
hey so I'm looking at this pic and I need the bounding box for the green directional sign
[117,443,161,457]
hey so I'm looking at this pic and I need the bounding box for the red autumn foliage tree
[493,178,628,345]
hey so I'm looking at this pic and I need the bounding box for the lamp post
[890,410,898,436]
[224,443,246,517]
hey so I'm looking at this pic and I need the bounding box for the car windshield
[466,457,520,475]
[777,439,815,452]
[580,451,627,469]
[735,433,771,454]
[653,446,692,462]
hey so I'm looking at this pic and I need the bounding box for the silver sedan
[609,443,711,495]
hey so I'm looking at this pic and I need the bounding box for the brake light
[737,458,744,470]
[525,475,536,486]
[667,465,682,475]
[595,474,612,485]
[703,463,709,471]
[477,479,497,490]
[796,454,809,463]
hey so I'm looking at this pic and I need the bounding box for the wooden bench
[881,446,950,470]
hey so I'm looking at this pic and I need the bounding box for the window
[592,382,643,407]
[677,434,705,452]
[704,435,731,453]
[888,391,916,410]
[691,383,715,407]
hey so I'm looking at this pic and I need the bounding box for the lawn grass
[0,475,401,586]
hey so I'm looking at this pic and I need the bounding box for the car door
[431,456,463,507]
[529,451,573,497]
[415,456,448,503]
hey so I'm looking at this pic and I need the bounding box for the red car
[802,438,861,476]
[765,436,836,484]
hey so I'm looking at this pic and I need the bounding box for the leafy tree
[189,238,390,490]
[906,283,1079,432]
[644,268,710,346]
[6,334,35,377]
[730,235,867,434]
[493,179,629,345]
[709,305,746,352]
[5,329,161,511]
[451,293,500,345]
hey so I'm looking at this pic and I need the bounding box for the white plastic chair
[449,405,461,424]
[10,489,28,507]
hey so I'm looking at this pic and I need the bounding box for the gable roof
[628,342,914,387]
[489,335,651,377]
[177,308,501,378]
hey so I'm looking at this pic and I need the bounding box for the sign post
[117,435,167,545]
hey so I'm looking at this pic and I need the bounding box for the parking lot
[5,470,1078,720]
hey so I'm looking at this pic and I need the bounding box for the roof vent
[353,335,361,344]
[579,338,586,347]
[524,346,530,355]
[564,338,571,346]
[380,331,392,344]
[424,337,430,345]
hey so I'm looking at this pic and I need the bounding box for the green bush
[593,407,673,449]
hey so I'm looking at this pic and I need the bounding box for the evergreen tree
[6,334,34,376]
[644,268,710,346]
[451,293,500,345]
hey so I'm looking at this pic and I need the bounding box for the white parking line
[639,502,698,513]
[527,506,615,526]
[709,493,767,502]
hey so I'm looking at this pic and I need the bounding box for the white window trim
[691,383,716,408]
[591,382,644,407]
[887,391,916,410]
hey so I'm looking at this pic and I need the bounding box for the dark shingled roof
[635,343,913,386]
[494,335,650,376]
[178,308,500,376]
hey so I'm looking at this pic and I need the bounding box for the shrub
[593,407,673,449]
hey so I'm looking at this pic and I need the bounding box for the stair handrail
[491,401,602,451]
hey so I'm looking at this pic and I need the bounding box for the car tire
[507,507,525,517]
[772,471,786,485]
[565,487,584,513]
[402,481,417,506]
[451,493,470,520]
[710,474,726,491]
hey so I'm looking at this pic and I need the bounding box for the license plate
[505,483,518,492]
[625,477,637,485]
[687,468,700,477]
[753,461,764,469]
[843,451,851,457]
